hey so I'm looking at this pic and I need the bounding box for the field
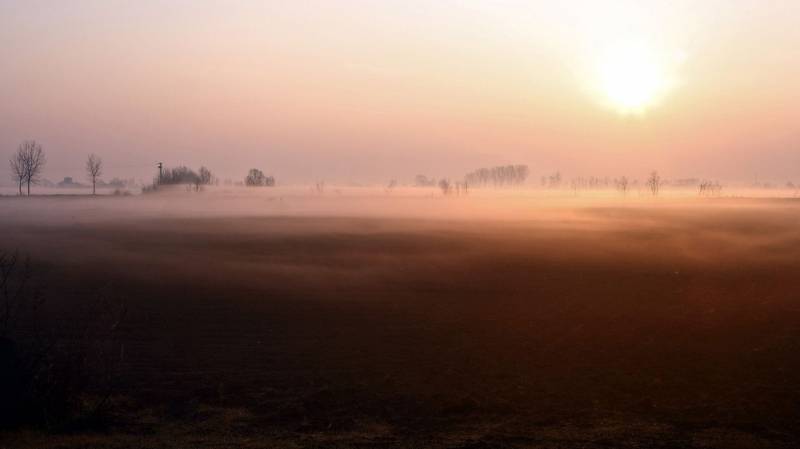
[2,191,800,448]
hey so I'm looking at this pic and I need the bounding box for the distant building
[57,177,85,188]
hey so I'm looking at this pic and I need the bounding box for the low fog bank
[2,186,799,275]
[2,185,799,226]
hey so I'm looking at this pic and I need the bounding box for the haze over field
[3,193,800,448]
[2,1,799,184]
[2,2,800,448]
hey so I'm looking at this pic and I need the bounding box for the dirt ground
[1,193,799,448]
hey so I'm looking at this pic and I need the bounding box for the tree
[9,149,26,195]
[615,176,629,195]
[646,171,660,196]
[464,165,530,188]
[414,175,436,187]
[438,179,451,195]
[158,166,199,185]
[193,166,214,191]
[245,169,274,187]
[15,141,46,196]
[85,154,103,195]
[245,169,265,186]
[198,166,213,185]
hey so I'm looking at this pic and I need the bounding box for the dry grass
[1,194,799,447]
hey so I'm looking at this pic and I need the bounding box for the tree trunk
[93,180,96,195]
[26,179,30,196]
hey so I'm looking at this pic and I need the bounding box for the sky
[1,0,798,184]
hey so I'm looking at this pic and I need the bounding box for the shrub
[0,251,126,430]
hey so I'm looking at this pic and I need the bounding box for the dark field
[2,195,800,448]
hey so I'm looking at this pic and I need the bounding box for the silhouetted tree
[158,166,199,186]
[245,169,275,187]
[699,180,722,196]
[15,141,46,196]
[414,175,436,187]
[438,179,451,195]
[191,166,214,191]
[464,165,529,187]
[615,176,629,195]
[198,166,213,185]
[85,154,103,195]
[545,171,562,189]
[9,149,26,196]
[647,171,661,196]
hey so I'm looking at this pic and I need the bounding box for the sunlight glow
[597,41,679,114]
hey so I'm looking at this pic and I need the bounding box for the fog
[3,1,800,446]
[0,185,790,221]
[3,188,800,447]
[3,188,799,271]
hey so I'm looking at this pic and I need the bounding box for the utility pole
[157,162,163,185]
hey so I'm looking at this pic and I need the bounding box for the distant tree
[699,180,722,197]
[438,179,451,195]
[85,154,103,195]
[16,141,46,196]
[544,171,561,189]
[646,171,661,196]
[159,166,199,186]
[198,166,213,185]
[464,165,529,188]
[9,148,26,195]
[615,176,629,195]
[194,166,214,191]
[245,169,265,186]
[245,169,274,187]
[414,175,436,187]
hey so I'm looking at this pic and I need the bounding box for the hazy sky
[1,1,798,184]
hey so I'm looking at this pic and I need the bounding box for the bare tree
[414,175,436,187]
[198,166,213,185]
[86,154,103,195]
[464,164,530,188]
[245,169,275,187]
[18,141,46,196]
[438,179,451,195]
[9,149,26,195]
[615,176,629,195]
[193,166,214,191]
[646,171,661,196]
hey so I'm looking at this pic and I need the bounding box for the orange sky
[1,1,798,184]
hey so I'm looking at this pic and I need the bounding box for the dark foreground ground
[2,197,800,448]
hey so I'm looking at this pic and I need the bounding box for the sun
[597,41,676,114]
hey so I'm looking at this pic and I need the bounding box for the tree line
[464,165,530,187]
[154,166,215,191]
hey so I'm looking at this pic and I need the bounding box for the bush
[245,169,276,187]
[0,251,126,430]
